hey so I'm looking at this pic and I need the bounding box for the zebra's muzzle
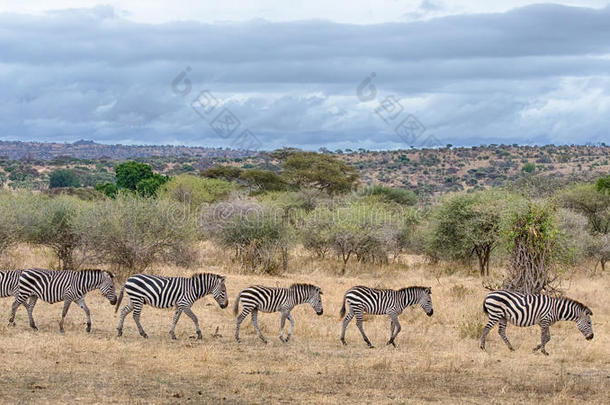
[110,298,117,305]
[316,309,323,316]
[427,309,433,317]
[586,333,594,340]
[220,302,228,309]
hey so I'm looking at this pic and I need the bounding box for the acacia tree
[281,152,359,195]
[428,190,509,275]
[559,182,610,271]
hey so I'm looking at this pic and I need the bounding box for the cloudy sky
[1,1,609,150]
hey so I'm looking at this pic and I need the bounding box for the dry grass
[1,246,609,404]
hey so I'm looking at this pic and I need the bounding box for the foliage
[501,199,561,294]
[200,165,243,182]
[204,200,293,274]
[281,152,359,195]
[239,169,287,194]
[159,174,233,209]
[428,190,511,275]
[0,191,29,255]
[135,173,170,197]
[115,161,154,191]
[595,175,610,195]
[360,185,417,206]
[49,168,81,188]
[558,184,610,234]
[94,182,118,198]
[75,193,198,276]
[521,162,536,173]
[23,195,86,269]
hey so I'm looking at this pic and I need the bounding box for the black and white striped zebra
[1,270,23,298]
[115,273,228,340]
[480,290,594,355]
[9,268,117,333]
[233,283,323,343]
[340,285,433,348]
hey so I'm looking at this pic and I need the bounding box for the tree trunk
[601,258,606,272]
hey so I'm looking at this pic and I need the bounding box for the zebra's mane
[399,286,431,294]
[80,268,114,278]
[560,296,592,314]
[289,283,319,291]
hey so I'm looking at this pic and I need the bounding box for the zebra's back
[124,274,187,308]
[18,268,75,304]
[238,285,288,312]
[345,286,397,315]
[484,290,552,327]
[0,270,22,297]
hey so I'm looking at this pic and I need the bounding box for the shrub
[360,185,417,206]
[0,191,30,255]
[159,174,233,210]
[49,169,81,188]
[76,193,198,276]
[204,200,292,274]
[23,195,86,269]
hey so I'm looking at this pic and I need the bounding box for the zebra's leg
[76,298,92,333]
[497,319,514,351]
[279,311,287,342]
[9,294,29,325]
[340,310,354,345]
[59,300,72,333]
[480,318,499,351]
[285,313,295,343]
[117,301,134,337]
[355,311,373,348]
[169,307,183,340]
[533,325,551,355]
[387,314,401,347]
[251,309,267,344]
[235,307,252,343]
[132,301,148,339]
[182,307,202,340]
[26,296,39,331]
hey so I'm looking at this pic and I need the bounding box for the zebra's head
[292,284,323,315]
[211,275,228,309]
[575,304,594,341]
[100,271,117,305]
[418,287,433,317]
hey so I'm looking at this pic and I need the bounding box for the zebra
[115,273,228,340]
[8,268,117,333]
[340,286,433,348]
[1,270,23,298]
[233,283,323,344]
[480,290,594,355]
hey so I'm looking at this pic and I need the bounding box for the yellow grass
[1,246,609,404]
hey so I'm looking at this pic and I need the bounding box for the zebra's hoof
[508,346,515,352]
[387,340,396,347]
[542,350,549,356]
[31,326,38,332]
[170,333,177,340]
[279,336,285,343]
[117,330,123,337]
[341,339,347,346]
[59,329,64,334]
[140,333,148,339]
[235,338,241,343]
[86,325,91,333]
[196,331,202,340]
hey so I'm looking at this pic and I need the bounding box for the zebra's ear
[106,271,115,279]
[219,275,226,282]
[586,308,593,316]
[425,287,431,294]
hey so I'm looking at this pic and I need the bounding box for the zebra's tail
[482,300,488,315]
[339,294,347,319]
[233,291,242,316]
[115,285,125,313]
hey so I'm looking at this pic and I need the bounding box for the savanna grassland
[1,245,608,404]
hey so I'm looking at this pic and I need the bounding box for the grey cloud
[1,4,609,149]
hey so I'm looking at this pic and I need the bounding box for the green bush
[361,185,417,206]
[159,174,233,209]
[49,168,81,188]
[75,193,198,276]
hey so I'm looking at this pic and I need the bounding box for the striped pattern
[0,270,22,298]
[115,273,228,340]
[480,290,594,355]
[340,285,433,347]
[233,284,323,343]
[9,268,117,333]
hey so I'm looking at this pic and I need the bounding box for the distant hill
[0,141,607,195]
[0,140,255,160]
